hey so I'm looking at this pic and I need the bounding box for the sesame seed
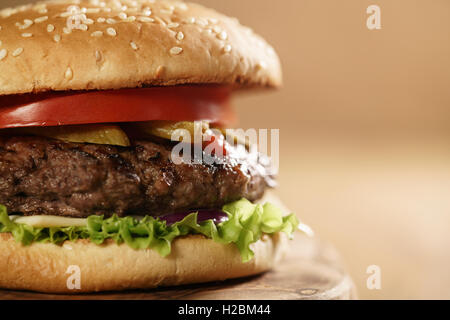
[18,19,33,30]
[167,22,179,29]
[195,19,208,27]
[102,7,112,13]
[97,17,106,23]
[170,46,183,55]
[223,44,232,53]
[85,18,94,25]
[0,49,7,61]
[53,34,61,42]
[156,65,165,78]
[38,8,48,14]
[91,31,103,37]
[138,16,154,23]
[165,4,175,11]
[65,67,73,80]
[130,41,138,50]
[213,26,221,33]
[127,16,136,22]
[1,7,18,18]
[218,31,228,40]
[78,24,88,31]
[176,31,184,41]
[18,5,28,13]
[86,8,101,13]
[118,12,127,20]
[63,27,72,34]
[21,33,32,38]
[106,27,117,36]
[143,8,152,16]
[95,50,102,62]
[106,18,116,24]
[47,24,55,32]
[155,17,167,26]
[34,16,48,23]
[12,48,23,57]
[177,3,188,11]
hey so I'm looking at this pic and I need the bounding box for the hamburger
[0,0,301,293]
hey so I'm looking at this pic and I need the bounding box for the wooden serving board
[0,235,356,300]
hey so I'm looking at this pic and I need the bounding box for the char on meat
[0,135,272,218]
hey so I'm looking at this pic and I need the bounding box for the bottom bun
[0,231,288,293]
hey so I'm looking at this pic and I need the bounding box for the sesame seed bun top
[0,0,282,95]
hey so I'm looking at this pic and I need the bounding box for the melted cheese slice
[9,215,87,228]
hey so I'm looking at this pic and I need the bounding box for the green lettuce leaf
[0,199,299,263]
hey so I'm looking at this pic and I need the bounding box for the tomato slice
[0,86,236,129]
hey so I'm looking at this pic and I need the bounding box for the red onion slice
[160,209,229,226]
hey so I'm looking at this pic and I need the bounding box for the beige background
[2,0,450,299]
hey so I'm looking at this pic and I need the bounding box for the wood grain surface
[0,235,356,300]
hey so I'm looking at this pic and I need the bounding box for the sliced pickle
[137,121,211,141]
[135,121,250,148]
[15,124,130,147]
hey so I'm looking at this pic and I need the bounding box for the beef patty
[0,135,273,218]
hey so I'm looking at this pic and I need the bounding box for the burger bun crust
[0,232,288,293]
[0,0,281,95]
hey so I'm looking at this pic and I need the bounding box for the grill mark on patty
[0,135,273,218]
